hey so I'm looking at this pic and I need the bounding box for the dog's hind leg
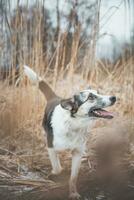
[69,149,82,199]
[48,148,63,175]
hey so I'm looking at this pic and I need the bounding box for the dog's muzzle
[88,96,116,119]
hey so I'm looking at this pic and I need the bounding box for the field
[0,57,134,199]
[0,0,134,199]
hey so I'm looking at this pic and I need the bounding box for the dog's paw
[69,192,81,200]
[47,168,64,180]
[51,167,63,175]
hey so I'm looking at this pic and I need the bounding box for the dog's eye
[88,94,95,100]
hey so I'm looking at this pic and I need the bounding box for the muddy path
[0,161,134,200]
[0,119,134,200]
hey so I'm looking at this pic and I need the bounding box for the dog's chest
[51,105,91,151]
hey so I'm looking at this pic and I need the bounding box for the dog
[23,65,116,199]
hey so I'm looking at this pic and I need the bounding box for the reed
[0,1,133,196]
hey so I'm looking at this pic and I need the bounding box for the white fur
[24,65,42,84]
[69,150,82,198]
[80,89,112,108]
[49,90,113,197]
[51,105,92,198]
[50,93,113,198]
[76,94,112,118]
[51,104,94,152]
[47,148,63,174]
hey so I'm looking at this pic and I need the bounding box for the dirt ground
[0,161,134,200]
[0,118,134,200]
[0,83,134,200]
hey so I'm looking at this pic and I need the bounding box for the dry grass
[0,1,134,199]
[0,57,134,178]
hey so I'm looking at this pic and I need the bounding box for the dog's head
[61,88,116,119]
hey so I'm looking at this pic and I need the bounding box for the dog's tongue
[99,109,114,118]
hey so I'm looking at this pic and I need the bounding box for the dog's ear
[60,98,77,111]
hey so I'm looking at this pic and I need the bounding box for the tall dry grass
[0,0,134,184]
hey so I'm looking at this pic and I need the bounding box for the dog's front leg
[48,148,63,175]
[69,149,82,199]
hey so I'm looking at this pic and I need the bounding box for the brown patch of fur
[39,80,57,101]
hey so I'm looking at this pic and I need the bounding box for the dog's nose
[110,96,116,103]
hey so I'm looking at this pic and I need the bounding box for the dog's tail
[24,65,42,83]
[24,65,56,101]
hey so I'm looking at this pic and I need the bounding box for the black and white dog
[24,65,116,199]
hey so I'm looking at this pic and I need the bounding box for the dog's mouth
[89,108,114,119]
